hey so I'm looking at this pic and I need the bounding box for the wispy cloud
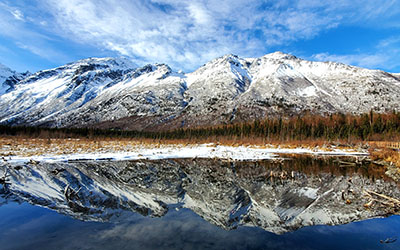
[0,2,74,65]
[38,0,399,70]
[0,2,25,21]
[11,9,24,21]
[0,0,399,71]
[15,42,71,62]
[311,35,400,72]
[312,53,387,69]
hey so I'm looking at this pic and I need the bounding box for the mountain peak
[199,54,244,70]
[67,57,138,70]
[263,51,297,60]
[220,53,239,59]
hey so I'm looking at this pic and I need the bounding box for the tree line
[158,111,400,142]
[1,111,400,142]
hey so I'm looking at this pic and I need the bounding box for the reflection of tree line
[0,168,10,190]
[233,156,391,183]
[0,167,14,205]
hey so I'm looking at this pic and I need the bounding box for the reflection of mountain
[0,157,399,234]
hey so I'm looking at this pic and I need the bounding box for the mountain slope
[0,58,136,125]
[55,63,188,130]
[180,54,252,127]
[1,52,400,130]
[234,52,400,121]
[0,63,30,95]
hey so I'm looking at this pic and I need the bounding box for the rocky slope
[1,52,400,130]
[1,157,399,234]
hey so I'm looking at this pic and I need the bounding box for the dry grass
[0,134,363,158]
[369,145,400,171]
[0,137,153,157]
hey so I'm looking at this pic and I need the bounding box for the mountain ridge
[1,52,400,131]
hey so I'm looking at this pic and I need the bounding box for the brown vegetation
[1,111,400,170]
[369,146,400,168]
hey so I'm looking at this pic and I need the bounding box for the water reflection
[0,156,399,235]
[1,200,397,250]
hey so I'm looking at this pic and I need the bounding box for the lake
[0,156,399,249]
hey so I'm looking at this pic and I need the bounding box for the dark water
[0,156,399,250]
[0,201,399,250]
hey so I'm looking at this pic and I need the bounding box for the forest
[1,111,400,143]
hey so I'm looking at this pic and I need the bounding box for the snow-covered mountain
[0,58,137,126]
[1,52,400,130]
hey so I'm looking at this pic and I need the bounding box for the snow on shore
[3,144,368,164]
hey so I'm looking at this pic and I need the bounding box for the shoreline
[1,142,368,164]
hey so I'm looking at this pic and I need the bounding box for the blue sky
[0,0,400,73]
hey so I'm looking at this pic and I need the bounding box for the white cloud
[311,35,400,72]
[15,42,69,62]
[41,0,400,71]
[187,3,211,25]
[35,1,319,69]
[1,0,400,71]
[312,53,387,69]
[11,9,24,21]
[0,2,25,21]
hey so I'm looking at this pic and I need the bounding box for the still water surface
[0,156,399,250]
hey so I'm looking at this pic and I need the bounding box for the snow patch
[298,187,319,199]
[298,86,317,97]
[5,144,368,164]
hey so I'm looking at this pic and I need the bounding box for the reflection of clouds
[97,209,285,250]
[284,216,400,250]
[312,215,400,235]
[1,204,399,250]
[96,211,400,250]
